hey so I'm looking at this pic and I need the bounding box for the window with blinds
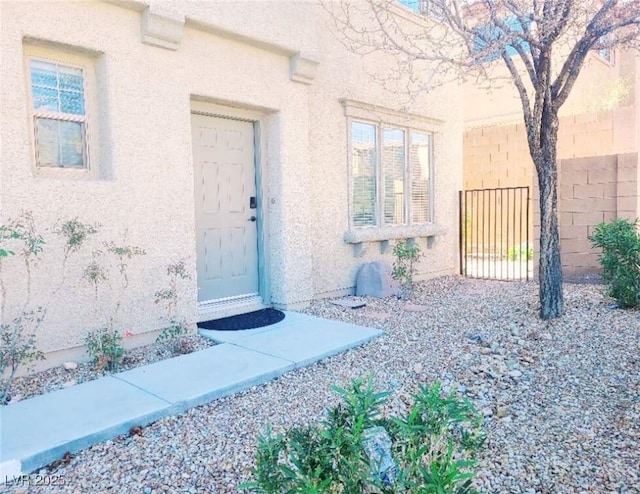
[352,122,378,227]
[350,121,433,228]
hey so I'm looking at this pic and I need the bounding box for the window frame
[347,117,435,231]
[23,43,99,177]
[472,15,531,65]
[395,0,445,22]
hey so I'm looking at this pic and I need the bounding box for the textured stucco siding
[1,0,463,366]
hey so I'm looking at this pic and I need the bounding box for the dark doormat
[197,308,286,331]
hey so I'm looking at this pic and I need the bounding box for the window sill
[344,223,447,257]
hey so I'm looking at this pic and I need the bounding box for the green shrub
[156,323,190,355]
[506,243,533,261]
[0,311,45,404]
[85,328,125,371]
[590,218,640,308]
[392,240,422,299]
[154,260,191,355]
[0,214,47,404]
[241,376,485,493]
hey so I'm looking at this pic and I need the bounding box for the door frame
[190,101,271,319]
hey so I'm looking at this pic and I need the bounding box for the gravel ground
[6,334,215,403]
[3,276,639,494]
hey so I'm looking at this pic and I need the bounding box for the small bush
[0,311,45,404]
[85,328,125,371]
[241,375,484,493]
[392,240,422,299]
[154,260,191,355]
[590,218,640,308]
[156,323,190,355]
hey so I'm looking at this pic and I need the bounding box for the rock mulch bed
[7,334,215,404]
[7,276,640,493]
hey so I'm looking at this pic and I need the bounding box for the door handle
[248,216,257,222]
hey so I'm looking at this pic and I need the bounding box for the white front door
[191,113,259,302]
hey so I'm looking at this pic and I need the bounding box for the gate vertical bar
[493,189,497,279]
[500,188,504,280]
[459,190,464,276]
[512,188,516,280]
[481,189,485,278]
[506,189,510,280]
[464,192,474,276]
[519,187,523,279]
[475,190,479,278]
[526,187,535,281]
[487,190,495,278]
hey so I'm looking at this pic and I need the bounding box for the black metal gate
[459,187,531,280]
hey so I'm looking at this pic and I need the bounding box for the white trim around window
[341,99,447,252]
[23,42,101,178]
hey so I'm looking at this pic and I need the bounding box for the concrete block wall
[464,107,639,279]
[559,153,638,278]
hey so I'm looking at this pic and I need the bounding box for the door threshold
[197,294,266,322]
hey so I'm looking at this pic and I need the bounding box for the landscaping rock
[402,303,428,312]
[355,261,398,298]
[366,311,392,320]
[63,361,78,370]
[16,277,639,494]
[330,297,367,309]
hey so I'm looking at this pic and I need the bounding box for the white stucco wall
[1,0,463,368]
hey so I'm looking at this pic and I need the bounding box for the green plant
[0,221,22,257]
[155,260,191,355]
[241,375,484,493]
[84,327,125,371]
[0,214,48,404]
[104,241,146,287]
[83,258,108,301]
[590,218,640,308]
[0,310,45,404]
[80,236,146,370]
[392,240,422,299]
[56,218,99,257]
[506,243,533,261]
[156,323,190,354]
[9,212,46,310]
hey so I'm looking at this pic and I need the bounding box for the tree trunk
[534,109,564,320]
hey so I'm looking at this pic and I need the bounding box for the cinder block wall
[464,106,638,278]
[559,153,638,278]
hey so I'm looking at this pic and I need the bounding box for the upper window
[598,48,614,63]
[396,0,444,20]
[351,120,433,228]
[596,33,614,64]
[473,15,530,63]
[28,58,87,168]
[23,41,101,175]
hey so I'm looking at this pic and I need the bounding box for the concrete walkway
[0,311,382,476]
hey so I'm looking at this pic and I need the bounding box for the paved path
[0,311,382,476]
